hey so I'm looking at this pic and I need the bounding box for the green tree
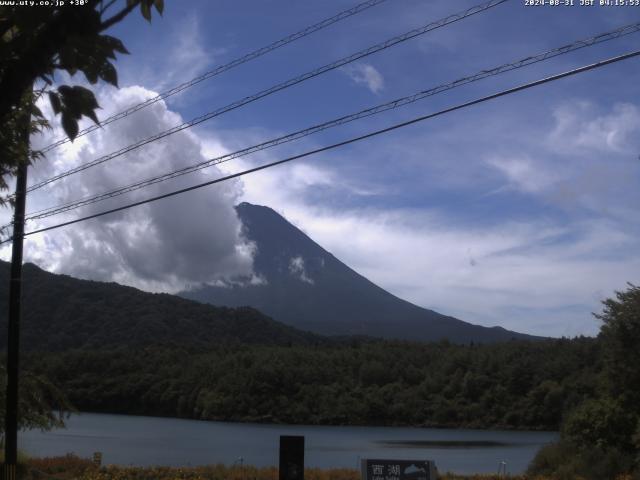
[0,0,165,440]
[529,284,640,479]
[596,283,640,412]
[0,364,75,438]
[562,397,636,452]
[0,0,164,197]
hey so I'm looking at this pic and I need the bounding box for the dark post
[3,155,28,479]
[279,435,304,480]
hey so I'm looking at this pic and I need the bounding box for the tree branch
[99,1,138,32]
[100,0,119,15]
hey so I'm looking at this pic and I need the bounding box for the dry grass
[20,454,633,480]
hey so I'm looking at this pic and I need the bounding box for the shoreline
[22,454,531,480]
[64,410,561,434]
[22,412,556,475]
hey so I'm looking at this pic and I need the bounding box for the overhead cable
[22,21,640,222]
[26,0,509,193]
[39,0,391,153]
[2,48,637,245]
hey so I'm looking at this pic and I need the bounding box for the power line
[21,21,640,222]
[25,0,509,193]
[39,0,391,154]
[2,49,637,246]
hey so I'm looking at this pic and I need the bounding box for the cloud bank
[206,98,640,337]
[1,85,254,293]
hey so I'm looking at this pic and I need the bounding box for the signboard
[279,435,304,480]
[361,459,437,480]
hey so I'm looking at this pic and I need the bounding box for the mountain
[0,261,324,351]
[181,202,538,343]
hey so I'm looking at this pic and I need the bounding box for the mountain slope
[0,261,324,351]
[181,203,538,343]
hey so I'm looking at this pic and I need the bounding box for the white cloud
[486,155,558,194]
[289,164,335,189]
[158,13,225,93]
[2,73,636,339]
[203,111,640,337]
[1,85,254,293]
[289,256,314,284]
[548,102,640,154]
[117,13,225,108]
[342,63,385,94]
[478,101,640,224]
[201,134,380,207]
[279,207,638,337]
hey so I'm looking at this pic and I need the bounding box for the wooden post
[3,125,29,479]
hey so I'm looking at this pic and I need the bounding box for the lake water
[20,413,557,475]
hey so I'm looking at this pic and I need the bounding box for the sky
[1,0,639,337]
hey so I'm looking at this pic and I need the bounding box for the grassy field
[18,454,638,480]
[16,454,535,480]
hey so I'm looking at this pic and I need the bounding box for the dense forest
[25,337,599,431]
[0,262,326,350]
[2,260,638,478]
[4,260,602,432]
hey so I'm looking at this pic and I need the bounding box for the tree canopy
[0,0,165,438]
[0,0,163,197]
[0,364,74,436]
[529,283,640,479]
[596,283,640,411]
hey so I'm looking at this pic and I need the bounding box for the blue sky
[2,0,639,337]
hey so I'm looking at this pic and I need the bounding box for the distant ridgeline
[181,203,542,344]
[0,204,542,348]
[0,260,599,431]
[0,260,323,351]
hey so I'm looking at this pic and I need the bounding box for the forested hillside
[0,261,323,350]
[26,338,599,431]
[0,259,605,433]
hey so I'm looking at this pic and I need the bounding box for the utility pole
[3,126,29,480]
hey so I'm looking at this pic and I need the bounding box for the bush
[562,398,637,452]
[527,440,637,480]
[27,454,97,479]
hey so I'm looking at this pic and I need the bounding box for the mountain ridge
[0,260,326,351]
[181,202,540,343]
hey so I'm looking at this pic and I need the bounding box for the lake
[20,413,557,475]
